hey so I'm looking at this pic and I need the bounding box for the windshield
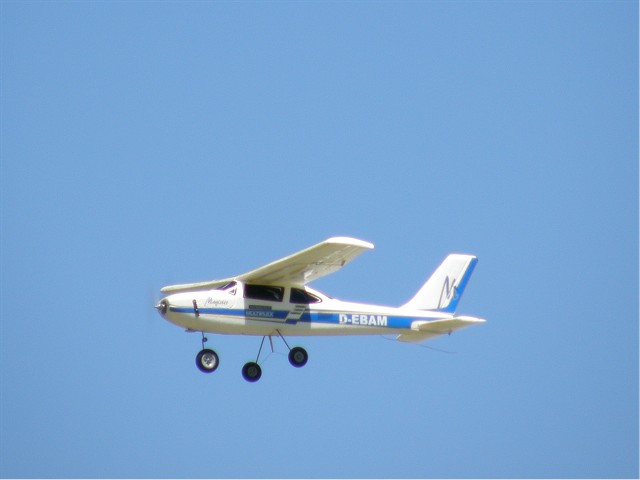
[216,281,237,294]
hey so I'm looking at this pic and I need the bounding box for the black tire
[242,362,262,382]
[288,346,308,368]
[195,349,219,373]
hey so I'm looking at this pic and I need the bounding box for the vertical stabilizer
[402,254,477,313]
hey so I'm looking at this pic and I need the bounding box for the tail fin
[402,254,478,313]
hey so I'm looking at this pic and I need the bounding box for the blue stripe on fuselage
[170,306,287,320]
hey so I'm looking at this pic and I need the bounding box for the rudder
[402,254,478,313]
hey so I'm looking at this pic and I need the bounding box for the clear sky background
[1,1,638,478]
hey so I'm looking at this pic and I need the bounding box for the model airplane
[156,237,485,382]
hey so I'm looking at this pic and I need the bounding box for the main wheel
[242,362,262,382]
[288,346,308,368]
[196,349,219,373]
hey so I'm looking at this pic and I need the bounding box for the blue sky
[1,1,637,478]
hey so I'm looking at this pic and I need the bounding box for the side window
[290,288,322,304]
[217,281,237,295]
[244,284,284,302]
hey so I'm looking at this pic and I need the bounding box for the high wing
[395,316,486,342]
[237,236,373,285]
[160,237,374,293]
[160,277,236,294]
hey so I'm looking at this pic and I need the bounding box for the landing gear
[196,349,219,373]
[242,362,262,382]
[241,331,308,382]
[191,331,307,381]
[278,331,308,369]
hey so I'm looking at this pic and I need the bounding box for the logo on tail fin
[439,276,459,309]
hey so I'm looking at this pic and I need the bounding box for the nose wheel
[195,333,219,374]
[196,348,219,373]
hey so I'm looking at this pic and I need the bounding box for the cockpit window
[216,281,237,295]
[244,284,284,302]
[290,288,322,304]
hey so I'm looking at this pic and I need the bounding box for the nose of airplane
[155,298,168,315]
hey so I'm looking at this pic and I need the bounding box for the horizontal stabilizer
[396,316,485,342]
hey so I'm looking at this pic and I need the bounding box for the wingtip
[326,236,374,249]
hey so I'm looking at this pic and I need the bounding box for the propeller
[155,299,168,314]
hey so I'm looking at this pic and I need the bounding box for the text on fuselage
[204,297,232,308]
[339,314,388,326]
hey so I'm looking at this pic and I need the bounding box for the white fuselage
[157,281,452,338]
